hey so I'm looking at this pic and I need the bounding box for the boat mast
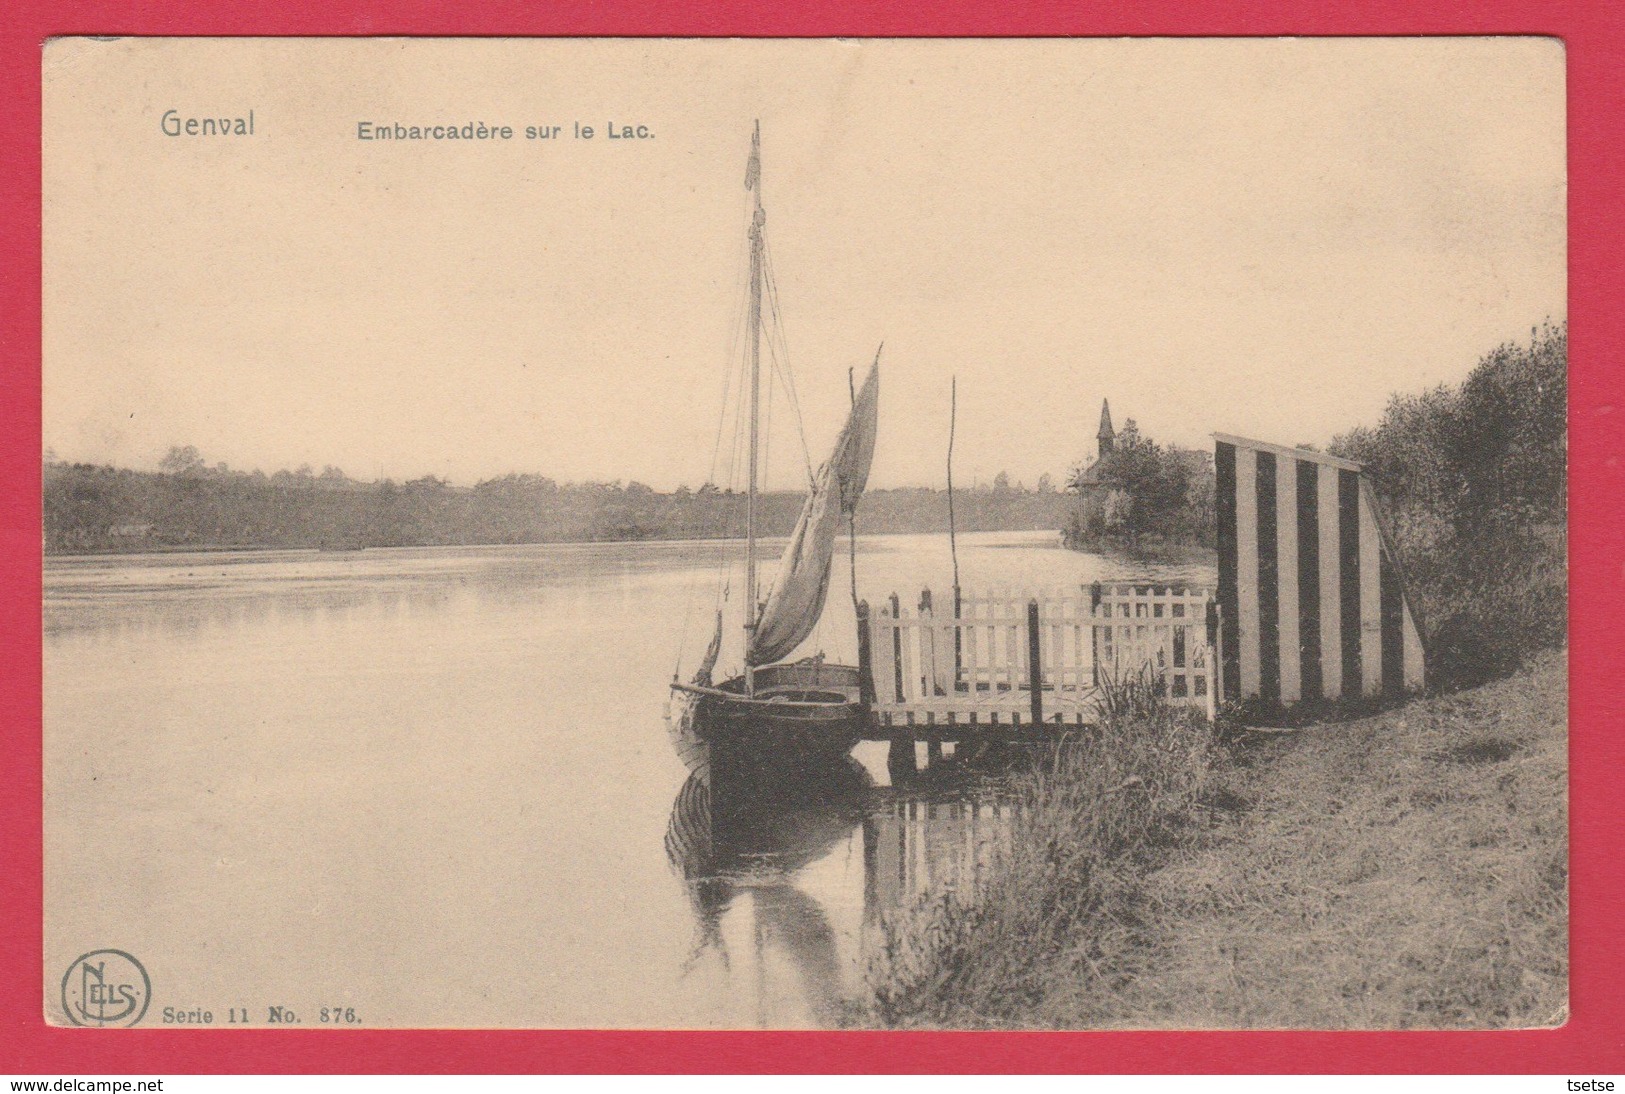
[744,120,764,696]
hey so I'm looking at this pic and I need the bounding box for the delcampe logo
[60,949,151,1027]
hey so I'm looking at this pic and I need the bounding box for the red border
[5,1,1621,1075]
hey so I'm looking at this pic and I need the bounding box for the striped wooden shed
[1214,433,1424,705]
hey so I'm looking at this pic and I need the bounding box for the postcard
[42,36,1566,1030]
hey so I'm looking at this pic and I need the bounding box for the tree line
[43,456,1073,554]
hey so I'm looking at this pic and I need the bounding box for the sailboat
[668,121,880,767]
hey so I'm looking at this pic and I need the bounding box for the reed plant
[866,702,1219,1028]
[1092,656,1168,721]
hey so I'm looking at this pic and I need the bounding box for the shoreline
[863,650,1568,1029]
[42,526,1071,561]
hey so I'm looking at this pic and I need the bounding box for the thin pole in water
[947,376,963,676]
[947,375,960,595]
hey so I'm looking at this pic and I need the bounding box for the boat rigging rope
[676,191,833,679]
[761,349,773,514]
[760,237,815,489]
[721,329,751,607]
[676,227,752,680]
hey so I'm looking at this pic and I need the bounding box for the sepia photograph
[41,36,1566,1031]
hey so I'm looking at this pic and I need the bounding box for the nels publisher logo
[61,950,151,1027]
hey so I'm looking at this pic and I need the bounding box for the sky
[44,37,1565,491]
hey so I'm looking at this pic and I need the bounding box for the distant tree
[1035,472,1054,494]
[320,465,348,483]
[476,472,557,495]
[992,470,1012,494]
[1086,420,1194,545]
[159,445,206,476]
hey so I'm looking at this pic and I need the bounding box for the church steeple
[1097,399,1115,457]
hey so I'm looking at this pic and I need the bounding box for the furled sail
[746,361,879,666]
[692,610,723,688]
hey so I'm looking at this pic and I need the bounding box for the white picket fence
[862,584,1217,729]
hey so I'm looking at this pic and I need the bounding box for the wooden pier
[857,583,1218,741]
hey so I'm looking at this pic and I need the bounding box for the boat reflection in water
[663,740,1019,1027]
[664,752,872,1027]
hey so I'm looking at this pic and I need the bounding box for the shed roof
[1211,432,1363,472]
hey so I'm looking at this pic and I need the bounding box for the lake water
[44,531,1214,1028]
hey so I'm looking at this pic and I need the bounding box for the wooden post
[953,584,964,688]
[1207,599,1222,712]
[1027,598,1043,727]
[885,591,915,776]
[889,592,904,706]
[856,600,875,707]
[919,588,937,696]
[1090,582,1102,688]
[888,735,917,779]
[919,588,943,764]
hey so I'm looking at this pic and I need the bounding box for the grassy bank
[865,651,1567,1029]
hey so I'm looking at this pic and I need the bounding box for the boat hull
[673,659,867,773]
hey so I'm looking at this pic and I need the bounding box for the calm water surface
[44,531,1213,1028]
